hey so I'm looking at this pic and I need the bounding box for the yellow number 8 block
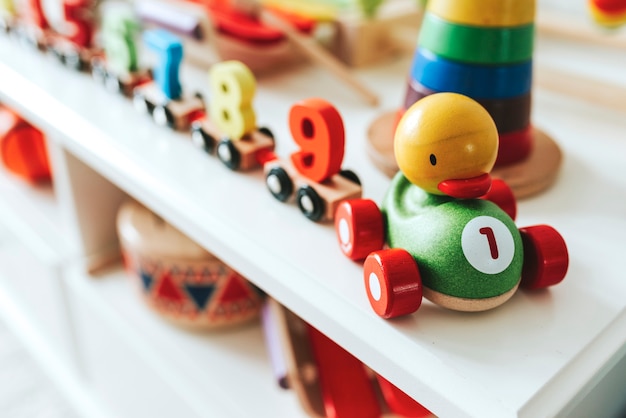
[426,0,535,27]
[209,60,256,140]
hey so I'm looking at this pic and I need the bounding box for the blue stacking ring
[410,48,532,99]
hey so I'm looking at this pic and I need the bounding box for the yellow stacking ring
[426,0,535,27]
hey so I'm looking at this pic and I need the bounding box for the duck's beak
[438,173,492,199]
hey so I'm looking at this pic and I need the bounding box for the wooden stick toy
[261,298,434,417]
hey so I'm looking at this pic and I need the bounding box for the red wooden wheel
[334,199,384,260]
[363,249,422,319]
[519,225,569,290]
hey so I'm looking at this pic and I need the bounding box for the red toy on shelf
[263,98,362,222]
[589,0,626,27]
[337,93,568,317]
[135,0,314,73]
[261,298,434,417]
[45,0,102,71]
[187,0,316,72]
[0,105,51,183]
[8,0,52,49]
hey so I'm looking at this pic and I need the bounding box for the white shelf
[0,164,73,266]
[1,29,626,417]
[0,230,108,418]
[64,262,306,418]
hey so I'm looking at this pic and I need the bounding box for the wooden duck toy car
[334,93,569,318]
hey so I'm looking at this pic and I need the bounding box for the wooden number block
[289,98,345,183]
[208,60,257,140]
[265,97,361,222]
[144,28,183,100]
[92,5,152,96]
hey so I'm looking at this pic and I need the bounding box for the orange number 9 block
[264,98,361,222]
[289,98,345,184]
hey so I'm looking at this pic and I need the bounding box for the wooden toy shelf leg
[367,112,563,198]
[52,147,128,273]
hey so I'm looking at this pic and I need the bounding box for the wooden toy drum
[117,200,264,329]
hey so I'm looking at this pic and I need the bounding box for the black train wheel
[266,167,293,202]
[297,186,325,222]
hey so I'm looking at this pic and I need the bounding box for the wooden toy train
[0,0,569,311]
[0,2,572,415]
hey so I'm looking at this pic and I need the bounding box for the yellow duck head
[394,92,498,199]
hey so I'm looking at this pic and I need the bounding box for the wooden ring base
[366,111,563,198]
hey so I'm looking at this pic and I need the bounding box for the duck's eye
[429,154,437,166]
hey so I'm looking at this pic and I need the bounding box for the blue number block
[143,29,183,100]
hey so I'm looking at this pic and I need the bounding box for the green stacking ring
[419,12,534,65]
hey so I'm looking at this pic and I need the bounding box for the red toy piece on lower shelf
[0,105,51,183]
[376,375,435,418]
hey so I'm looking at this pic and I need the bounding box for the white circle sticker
[461,216,515,274]
[368,272,382,301]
